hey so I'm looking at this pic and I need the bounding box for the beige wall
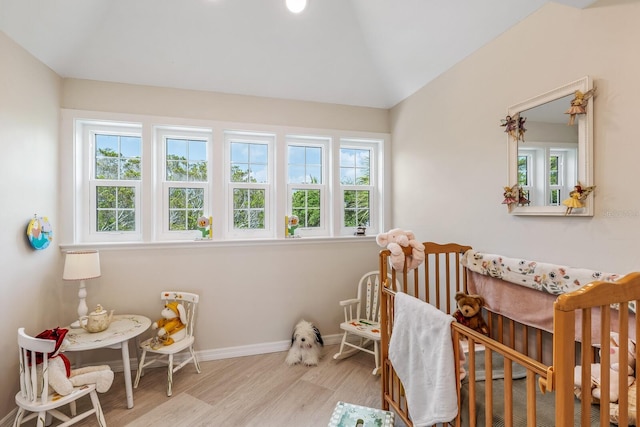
[61,78,390,133]
[390,1,640,273]
[0,32,61,418]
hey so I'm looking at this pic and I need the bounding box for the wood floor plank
[124,394,212,427]
[24,344,399,427]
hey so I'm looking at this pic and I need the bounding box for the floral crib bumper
[461,250,622,296]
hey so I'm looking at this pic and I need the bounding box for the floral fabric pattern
[461,250,622,296]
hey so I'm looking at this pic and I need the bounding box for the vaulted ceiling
[0,0,596,109]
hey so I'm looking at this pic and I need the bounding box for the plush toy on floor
[285,320,324,366]
[452,292,489,336]
[33,327,114,397]
[152,301,187,348]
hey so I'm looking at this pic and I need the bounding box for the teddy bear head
[162,301,187,324]
[376,228,409,248]
[454,292,484,318]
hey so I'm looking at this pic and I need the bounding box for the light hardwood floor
[27,344,406,427]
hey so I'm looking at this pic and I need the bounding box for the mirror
[507,76,594,216]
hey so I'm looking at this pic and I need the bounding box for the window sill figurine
[562,182,595,215]
[565,88,596,125]
[285,215,300,238]
[196,216,212,239]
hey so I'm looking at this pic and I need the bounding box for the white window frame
[64,110,388,245]
[286,136,329,237]
[77,119,144,243]
[155,126,213,241]
[338,138,380,237]
[517,152,533,203]
[225,131,275,239]
[548,149,568,206]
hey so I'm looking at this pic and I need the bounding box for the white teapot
[80,304,114,333]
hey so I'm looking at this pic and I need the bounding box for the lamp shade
[63,250,101,281]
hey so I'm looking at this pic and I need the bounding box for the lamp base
[70,319,86,329]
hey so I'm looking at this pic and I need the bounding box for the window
[517,143,575,208]
[517,154,532,203]
[78,121,143,243]
[226,131,273,238]
[68,112,387,244]
[157,127,212,240]
[287,137,328,237]
[340,140,375,233]
[548,151,563,206]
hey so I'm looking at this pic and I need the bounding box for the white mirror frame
[507,76,594,216]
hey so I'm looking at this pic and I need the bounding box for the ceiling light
[286,0,307,14]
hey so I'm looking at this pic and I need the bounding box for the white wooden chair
[13,328,106,427]
[333,271,385,375]
[134,291,201,396]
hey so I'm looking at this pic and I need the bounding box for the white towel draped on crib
[389,292,457,426]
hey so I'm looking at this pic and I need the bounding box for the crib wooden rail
[382,283,551,427]
[553,272,640,427]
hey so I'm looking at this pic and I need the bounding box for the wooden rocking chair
[333,271,384,375]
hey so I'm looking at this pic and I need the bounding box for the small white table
[62,314,151,409]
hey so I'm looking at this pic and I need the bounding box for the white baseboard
[108,333,343,372]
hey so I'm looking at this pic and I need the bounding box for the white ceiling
[0,0,596,109]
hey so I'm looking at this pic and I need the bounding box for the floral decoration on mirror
[565,88,596,125]
[562,182,596,215]
[502,184,530,212]
[500,113,527,142]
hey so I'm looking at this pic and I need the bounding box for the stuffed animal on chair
[152,301,187,346]
[574,331,636,403]
[34,327,114,396]
[376,228,425,271]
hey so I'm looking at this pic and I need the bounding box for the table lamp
[63,250,101,328]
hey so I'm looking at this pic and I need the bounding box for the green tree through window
[341,148,371,227]
[95,134,141,232]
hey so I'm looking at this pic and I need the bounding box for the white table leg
[121,340,134,409]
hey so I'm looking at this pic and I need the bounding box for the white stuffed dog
[285,320,324,366]
[376,228,425,271]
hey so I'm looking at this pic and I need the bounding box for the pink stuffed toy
[574,331,636,403]
[376,228,425,271]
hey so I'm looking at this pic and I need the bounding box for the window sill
[58,235,377,252]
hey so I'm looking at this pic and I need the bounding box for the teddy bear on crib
[574,331,636,403]
[376,228,425,271]
[34,327,114,397]
[452,292,489,336]
[151,301,187,348]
